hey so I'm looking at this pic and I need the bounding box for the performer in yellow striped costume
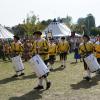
[31,31,51,90]
[94,36,100,64]
[48,38,57,71]
[3,42,11,60]
[79,35,94,81]
[58,37,70,67]
[11,35,24,78]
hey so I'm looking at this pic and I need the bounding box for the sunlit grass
[0,54,100,100]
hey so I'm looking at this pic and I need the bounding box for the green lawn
[0,54,100,100]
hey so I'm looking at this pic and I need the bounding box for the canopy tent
[0,25,14,39]
[42,20,71,38]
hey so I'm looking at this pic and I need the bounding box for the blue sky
[0,0,100,27]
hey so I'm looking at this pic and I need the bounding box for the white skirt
[84,54,100,73]
[11,55,24,72]
[29,55,49,78]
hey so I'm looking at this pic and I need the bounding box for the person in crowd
[48,38,57,71]
[0,40,6,61]
[58,37,70,68]
[79,35,94,81]
[31,31,51,90]
[94,36,100,64]
[3,41,11,61]
[10,35,25,78]
[23,39,32,61]
[74,42,82,63]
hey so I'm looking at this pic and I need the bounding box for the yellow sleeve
[57,43,60,53]
[11,43,15,51]
[79,44,84,55]
[31,43,35,55]
[43,40,49,52]
[19,43,23,52]
[66,42,70,52]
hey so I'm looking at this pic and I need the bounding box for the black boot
[11,74,18,78]
[96,70,100,75]
[34,85,44,90]
[83,76,91,81]
[19,73,25,76]
[46,82,51,90]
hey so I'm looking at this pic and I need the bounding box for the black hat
[61,37,65,40]
[83,35,90,40]
[14,35,20,40]
[33,31,42,35]
[49,38,54,40]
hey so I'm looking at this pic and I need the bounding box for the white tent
[0,24,14,39]
[42,20,71,38]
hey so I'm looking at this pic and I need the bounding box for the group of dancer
[1,31,100,90]
[9,31,70,90]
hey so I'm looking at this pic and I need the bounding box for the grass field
[0,54,100,100]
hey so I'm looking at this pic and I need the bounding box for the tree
[25,11,38,25]
[90,27,100,36]
[62,16,72,27]
[76,14,96,35]
[22,12,39,35]
[12,24,27,37]
[85,14,95,34]
[77,18,85,25]
[70,23,85,35]
[76,18,86,34]
[41,19,52,26]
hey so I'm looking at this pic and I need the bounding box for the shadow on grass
[52,66,66,72]
[70,61,83,65]
[70,62,77,64]
[0,77,20,84]
[0,60,11,63]
[9,89,45,100]
[22,74,37,80]
[70,74,100,90]
[0,74,37,84]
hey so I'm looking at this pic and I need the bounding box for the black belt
[83,52,92,58]
[11,52,20,57]
[97,52,100,53]
[39,53,48,55]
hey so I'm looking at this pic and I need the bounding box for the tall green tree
[23,12,39,35]
[77,18,85,25]
[12,24,27,37]
[76,14,96,35]
[90,27,100,36]
[76,18,86,34]
[62,16,72,27]
[85,13,95,34]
